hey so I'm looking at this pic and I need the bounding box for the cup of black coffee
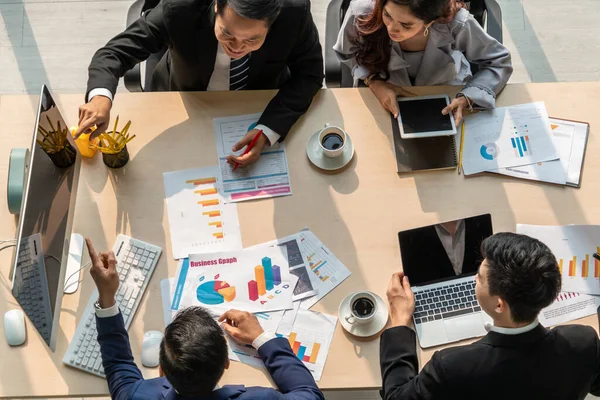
[345,291,378,325]
[318,124,347,158]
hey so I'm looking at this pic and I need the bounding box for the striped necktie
[229,54,250,91]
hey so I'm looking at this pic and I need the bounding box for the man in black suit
[381,232,600,400]
[75,0,324,167]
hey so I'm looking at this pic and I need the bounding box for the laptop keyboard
[413,280,481,324]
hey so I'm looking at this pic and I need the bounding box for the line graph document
[163,166,242,259]
[213,113,292,202]
[462,102,559,175]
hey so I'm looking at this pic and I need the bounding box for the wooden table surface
[0,84,598,397]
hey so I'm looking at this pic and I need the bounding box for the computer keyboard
[63,234,162,377]
[413,279,481,324]
[12,233,53,344]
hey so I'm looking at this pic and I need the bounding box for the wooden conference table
[0,84,599,398]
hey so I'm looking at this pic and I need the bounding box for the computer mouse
[4,310,26,346]
[141,330,163,368]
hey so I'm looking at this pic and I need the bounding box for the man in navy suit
[85,238,324,400]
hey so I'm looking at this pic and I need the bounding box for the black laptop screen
[398,214,493,286]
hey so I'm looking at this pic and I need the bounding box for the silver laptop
[398,214,494,348]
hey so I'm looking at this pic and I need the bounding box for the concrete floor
[1,0,600,398]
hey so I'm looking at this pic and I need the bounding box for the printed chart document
[250,235,318,302]
[462,102,559,175]
[213,113,292,202]
[173,247,295,313]
[227,311,285,368]
[517,224,600,295]
[492,118,589,187]
[276,310,337,381]
[539,292,600,327]
[163,166,242,259]
[296,230,352,310]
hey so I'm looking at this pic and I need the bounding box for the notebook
[490,118,589,187]
[391,114,457,173]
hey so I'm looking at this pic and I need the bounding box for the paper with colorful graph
[163,166,242,259]
[172,247,295,313]
[461,102,559,175]
[276,310,338,381]
[517,224,600,295]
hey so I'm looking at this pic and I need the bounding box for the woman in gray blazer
[334,0,513,124]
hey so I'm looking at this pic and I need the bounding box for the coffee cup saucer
[338,292,389,338]
[306,130,354,171]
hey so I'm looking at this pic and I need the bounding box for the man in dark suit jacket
[85,238,324,400]
[75,0,324,167]
[382,232,600,400]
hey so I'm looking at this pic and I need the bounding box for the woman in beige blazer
[334,0,513,124]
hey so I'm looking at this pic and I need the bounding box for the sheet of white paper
[213,113,292,202]
[462,102,559,175]
[566,120,590,186]
[249,236,319,302]
[493,118,572,185]
[163,166,243,259]
[227,310,285,367]
[160,278,177,326]
[539,292,600,327]
[277,301,301,337]
[295,230,352,310]
[173,247,295,313]
[517,224,600,295]
[275,310,337,381]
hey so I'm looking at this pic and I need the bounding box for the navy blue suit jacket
[96,312,324,400]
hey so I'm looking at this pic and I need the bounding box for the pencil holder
[89,116,135,169]
[44,140,77,168]
[102,145,129,169]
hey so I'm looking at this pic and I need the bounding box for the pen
[457,122,465,175]
[593,253,600,262]
[232,129,264,171]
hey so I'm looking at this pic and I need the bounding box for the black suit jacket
[87,0,324,138]
[399,216,493,285]
[380,325,600,400]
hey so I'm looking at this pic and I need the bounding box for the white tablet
[397,94,457,139]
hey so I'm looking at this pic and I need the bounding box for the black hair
[159,307,228,396]
[216,0,281,26]
[481,232,561,324]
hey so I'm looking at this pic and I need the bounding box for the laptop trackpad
[444,313,486,343]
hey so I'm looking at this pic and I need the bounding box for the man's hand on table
[85,238,120,308]
[218,310,264,345]
[387,271,415,328]
[75,96,112,140]
[226,129,268,168]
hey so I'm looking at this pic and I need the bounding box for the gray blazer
[334,0,513,108]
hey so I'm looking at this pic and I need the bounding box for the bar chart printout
[276,310,338,381]
[163,166,242,259]
[517,224,600,295]
[296,230,352,310]
[539,292,600,327]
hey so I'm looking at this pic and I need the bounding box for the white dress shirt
[485,319,539,335]
[435,220,466,275]
[88,43,281,145]
[95,301,277,350]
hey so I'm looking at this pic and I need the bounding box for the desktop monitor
[10,85,81,350]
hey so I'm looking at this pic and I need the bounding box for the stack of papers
[462,102,559,176]
[159,229,348,381]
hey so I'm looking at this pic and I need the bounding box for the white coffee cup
[345,291,378,326]
[318,124,347,158]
